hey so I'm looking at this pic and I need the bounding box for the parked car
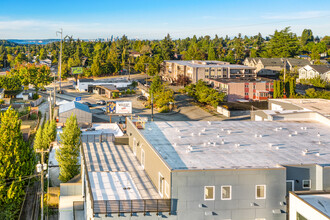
[97,100,106,105]
[101,107,107,112]
[137,95,147,101]
[83,102,92,107]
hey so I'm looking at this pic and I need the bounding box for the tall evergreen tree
[56,114,81,182]
[0,107,35,219]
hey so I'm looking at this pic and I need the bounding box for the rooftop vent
[178,136,182,139]
[275,146,280,150]
[316,152,320,157]
[213,142,216,146]
[191,133,194,136]
[317,132,321,137]
[221,139,225,145]
[235,143,240,148]
[217,134,220,138]
[288,134,292,137]
[318,141,322,145]
[268,143,273,148]
[202,128,206,132]
[227,130,231,134]
[294,131,298,135]
[221,128,224,131]
[300,126,307,130]
[208,121,211,125]
[199,132,202,136]
[302,151,307,156]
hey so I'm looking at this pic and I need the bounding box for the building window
[245,92,249,96]
[165,181,170,197]
[205,69,209,72]
[141,149,145,169]
[223,75,227,78]
[253,85,256,89]
[221,185,232,200]
[297,212,308,220]
[245,84,249,88]
[204,186,215,200]
[133,138,137,156]
[256,185,266,199]
[302,180,311,189]
[159,173,164,197]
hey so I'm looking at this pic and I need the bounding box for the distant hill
[0,40,18,46]
[6,39,61,45]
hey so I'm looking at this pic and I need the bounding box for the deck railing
[93,199,171,215]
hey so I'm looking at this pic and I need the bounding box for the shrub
[0,99,4,105]
[159,105,170,113]
[29,112,38,120]
[32,93,39,100]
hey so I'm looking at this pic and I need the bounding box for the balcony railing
[93,199,171,215]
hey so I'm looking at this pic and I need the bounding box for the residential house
[299,65,330,82]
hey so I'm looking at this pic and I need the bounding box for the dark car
[137,95,147,101]
[83,102,92,107]
[97,100,106,105]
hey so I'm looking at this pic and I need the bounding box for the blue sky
[0,0,329,39]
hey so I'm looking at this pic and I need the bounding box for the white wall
[289,193,329,220]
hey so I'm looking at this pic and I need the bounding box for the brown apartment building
[206,78,274,102]
[161,60,256,83]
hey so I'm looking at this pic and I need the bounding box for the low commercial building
[251,98,330,125]
[299,65,330,82]
[161,60,256,84]
[58,101,92,124]
[206,78,274,101]
[76,78,132,92]
[289,191,330,220]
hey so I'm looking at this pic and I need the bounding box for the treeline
[1,27,329,78]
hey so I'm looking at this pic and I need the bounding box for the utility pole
[128,59,131,80]
[56,29,63,94]
[151,93,154,121]
[36,149,49,220]
[48,90,52,120]
[283,59,287,98]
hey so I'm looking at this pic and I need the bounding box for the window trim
[165,180,170,198]
[204,186,215,201]
[286,180,295,191]
[158,172,164,198]
[133,138,137,156]
[141,149,145,169]
[221,185,232,200]
[302,180,311,189]
[255,185,266,199]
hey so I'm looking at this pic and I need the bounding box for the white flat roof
[141,121,330,170]
[82,123,124,136]
[299,194,330,218]
[88,171,141,201]
[271,99,330,118]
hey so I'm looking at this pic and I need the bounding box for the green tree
[301,29,314,46]
[0,107,35,219]
[56,114,81,182]
[34,125,47,151]
[207,44,216,60]
[273,80,278,98]
[267,27,301,57]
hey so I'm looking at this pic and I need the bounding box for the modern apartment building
[161,60,256,84]
[71,118,330,220]
[125,119,330,220]
[206,78,274,101]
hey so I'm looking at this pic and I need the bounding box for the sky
[0,0,329,40]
